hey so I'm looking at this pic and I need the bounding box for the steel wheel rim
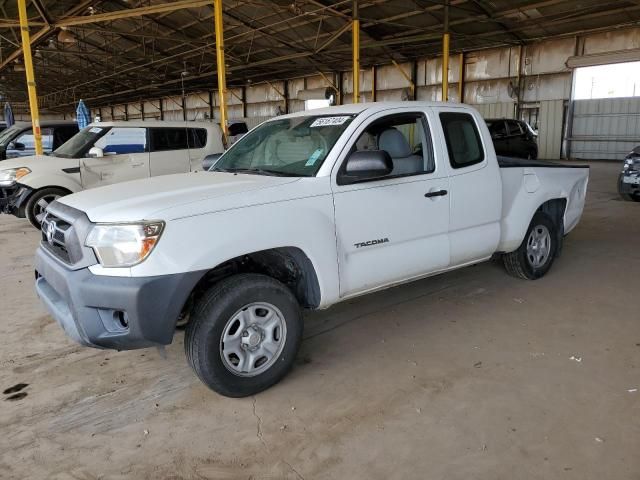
[526,224,551,269]
[34,194,60,224]
[219,302,287,377]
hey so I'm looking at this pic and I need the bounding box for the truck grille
[41,213,72,263]
[38,202,98,270]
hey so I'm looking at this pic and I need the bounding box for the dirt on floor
[0,161,638,480]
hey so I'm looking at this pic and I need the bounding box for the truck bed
[497,156,590,253]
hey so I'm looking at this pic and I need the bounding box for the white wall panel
[538,99,564,160]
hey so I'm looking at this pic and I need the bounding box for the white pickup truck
[34,102,589,397]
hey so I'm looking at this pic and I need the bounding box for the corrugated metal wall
[473,103,515,119]
[570,97,640,160]
[538,100,565,159]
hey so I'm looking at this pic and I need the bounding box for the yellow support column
[17,0,43,155]
[442,0,450,102]
[214,0,228,145]
[458,52,464,103]
[352,0,360,104]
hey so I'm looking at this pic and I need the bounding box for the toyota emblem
[46,220,56,245]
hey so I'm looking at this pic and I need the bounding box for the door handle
[131,162,144,167]
[424,189,448,198]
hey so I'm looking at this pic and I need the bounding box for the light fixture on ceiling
[57,28,77,44]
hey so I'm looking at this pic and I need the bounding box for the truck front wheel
[185,274,303,397]
[503,212,558,280]
[25,187,68,229]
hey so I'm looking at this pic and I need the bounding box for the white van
[0,121,224,228]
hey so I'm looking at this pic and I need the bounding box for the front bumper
[35,247,205,350]
[618,172,640,196]
[0,184,31,216]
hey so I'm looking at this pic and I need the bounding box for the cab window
[440,112,485,169]
[94,127,147,154]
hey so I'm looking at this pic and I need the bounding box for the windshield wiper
[221,168,302,177]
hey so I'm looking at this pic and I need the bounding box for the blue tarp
[76,99,91,129]
[4,102,14,127]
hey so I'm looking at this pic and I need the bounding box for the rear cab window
[439,112,485,169]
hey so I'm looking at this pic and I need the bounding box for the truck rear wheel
[503,212,558,280]
[25,187,68,229]
[185,274,303,397]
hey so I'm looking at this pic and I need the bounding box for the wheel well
[19,186,72,217]
[536,198,567,256]
[187,247,321,312]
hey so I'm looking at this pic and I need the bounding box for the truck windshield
[211,114,356,177]
[51,126,109,158]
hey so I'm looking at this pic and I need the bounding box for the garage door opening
[574,61,640,100]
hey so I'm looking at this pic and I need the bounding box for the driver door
[332,108,451,297]
[80,127,150,189]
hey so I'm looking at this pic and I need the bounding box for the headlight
[0,167,31,187]
[85,221,164,268]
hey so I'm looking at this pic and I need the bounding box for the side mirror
[340,150,393,184]
[203,153,222,170]
[11,141,25,151]
[88,146,104,158]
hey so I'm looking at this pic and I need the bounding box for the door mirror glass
[88,146,104,158]
[11,141,25,151]
[203,153,222,170]
[341,150,393,184]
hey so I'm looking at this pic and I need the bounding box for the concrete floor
[0,161,638,480]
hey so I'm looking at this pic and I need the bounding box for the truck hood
[59,172,301,222]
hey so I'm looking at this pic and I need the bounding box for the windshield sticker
[89,127,103,134]
[305,148,324,166]
[310,116,350,127]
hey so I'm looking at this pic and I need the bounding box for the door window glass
[14,128,54,151]
[506,120,523,136]
[440,112,485,169]
[188,128,208,148]
[346,113,434,179]
[150,128,189,152]
[94,127,147,154]
[486,120,507,137]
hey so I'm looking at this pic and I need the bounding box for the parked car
[0,121,224,228]
[618,146,640,202]
[0,120,79,160]
[34,102,589,397]
[486,118,538,159]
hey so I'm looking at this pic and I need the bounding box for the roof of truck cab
[282,101,472,119]
[87,120,221,129]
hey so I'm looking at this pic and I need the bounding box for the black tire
[185,274,303,397]
[503,212,558,280]
[25,187,68,229]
